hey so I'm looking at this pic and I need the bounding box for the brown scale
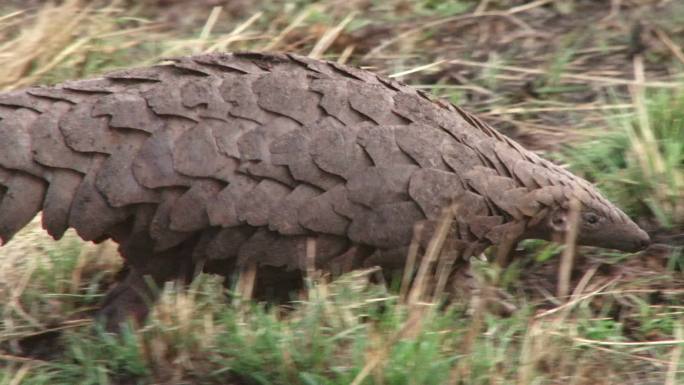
[131,119,195,189]
[42,169,83,239]
[311,79,368,126]
[0,173,46,243]
[95,131,161,207]
[30,104,94,173]
[0,108,44,177]
[172,120,232,178]
[395,123,451,170]
[67,155,132,242]
[206,174,257,228]
[309,123,371,179]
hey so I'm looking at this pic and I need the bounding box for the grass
[564,88,684,227]
[0,1,683,384]
[2,251,682,385]
[0,0,164,89]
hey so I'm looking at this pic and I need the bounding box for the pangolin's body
[0,52,649,324]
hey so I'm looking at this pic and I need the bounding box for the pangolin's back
[0,52,626,274]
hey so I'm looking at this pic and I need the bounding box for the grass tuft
[564,88,684,227]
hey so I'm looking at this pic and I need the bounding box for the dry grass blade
[505,0,555,14]
[432,245,457,302]
[389,60,446,78]
[627,54,683,222]
[557,197,580,299]
[69,242,112,295]
[0,354,48,366]
[450,263,487,383]
[665,324,683,385]
[4,257,44,331]
[476,0,554,15]
[94,24,166,39]
[534,277,620,319]
[364,11,532,60]
[159,11,263,56]
[408,206,455,305]
[337,44,355,64]
[654,28,684,66]
[349,347,385,385]
[195,6,223,53]
[208,11,263,52]
[0,10,24,27]
[589,345,672,367]
[349,306,424,385]
[305,237,317,287]
[399,223,424,302]
[630,55,665,175]
[486,104,634,115]
[233,262,257,306]
[473,0,491,14]
[263,6,317,51]
[0,0,168,90]
[516,320,544,385]
[568,264,599,302]
[308,12,356,59]
[2,319,93,341]
[0,0,91,89]
[7,363,31,385]
[353,208,458,385]
[449,58,681,88]
[568,336,684,347]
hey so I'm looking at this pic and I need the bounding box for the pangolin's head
[544,201,650,252]
[526,169,650,253]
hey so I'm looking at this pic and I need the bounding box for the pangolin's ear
[549,207,569,232]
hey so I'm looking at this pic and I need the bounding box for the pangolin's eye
[584,212,599,225]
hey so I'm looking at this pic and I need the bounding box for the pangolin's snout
[634,229,651,251]
[577,219,651,252]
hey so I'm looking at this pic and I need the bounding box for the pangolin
[0,52,649,326]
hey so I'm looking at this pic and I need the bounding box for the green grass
[2,236,682,385]
[414,0,473,17]
[564,89,684,227]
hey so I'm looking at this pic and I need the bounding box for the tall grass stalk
[565,86,684,227]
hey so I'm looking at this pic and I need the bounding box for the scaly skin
[0,52,650,326]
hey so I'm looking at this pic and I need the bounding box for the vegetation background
[0,0,682,384]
